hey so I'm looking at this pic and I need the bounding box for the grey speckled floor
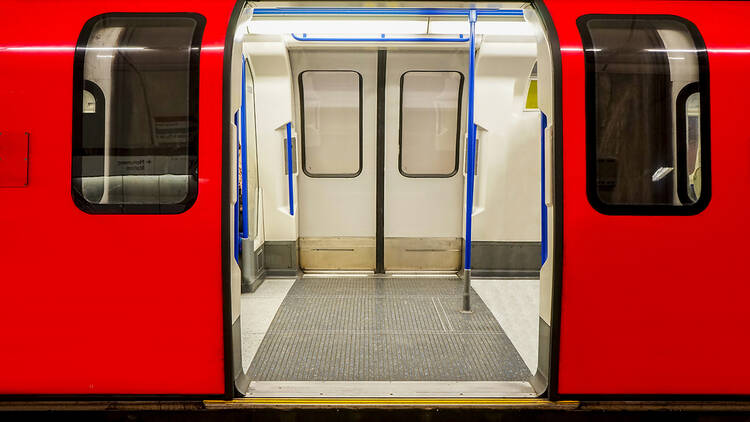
[247,276,530,382]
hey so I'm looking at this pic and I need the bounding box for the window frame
[71,12,205,214]
[298,69,364,178]
[676,82,701,205]
[398,70,464,178]
[577,14,711,216]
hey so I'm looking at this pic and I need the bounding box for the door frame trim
[223,0,248,399]
[532,0,564,401]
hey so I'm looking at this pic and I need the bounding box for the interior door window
[299,70,363,178]
[399,71,464,177]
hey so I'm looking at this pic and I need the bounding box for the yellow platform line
[204,398,580,408]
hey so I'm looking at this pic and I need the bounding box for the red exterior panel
[2,0,749,399]
[546,0,750,395]
[0,0,236,395]
[0,132,29,187]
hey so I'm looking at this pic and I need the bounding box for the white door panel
[292,50,377,239]
[292,50,377,270]
[384,50,468,269]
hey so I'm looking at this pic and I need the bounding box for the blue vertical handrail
[286,122,294,216]
[540,112,548,266]
[233,111,241,262]
[240,56,250,239]
[462,10,477,312]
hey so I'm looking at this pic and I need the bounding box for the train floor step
[246,276,531,382]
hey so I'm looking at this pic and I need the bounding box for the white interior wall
[243,35,298,242]
[243,64,266,250]
[526,8,555,325]
[472,37,540,243]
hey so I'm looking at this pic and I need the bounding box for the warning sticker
[153,116,190,144]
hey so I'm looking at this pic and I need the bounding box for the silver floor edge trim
[302,271,460,278]
[245,381,537,398]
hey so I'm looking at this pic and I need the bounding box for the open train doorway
[228,1,557,398]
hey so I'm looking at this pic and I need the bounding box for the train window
[578,15,710,215]
[299,70,363,178]
[399,71,464,177]
[677,83,702,204]
[72,13,205,214]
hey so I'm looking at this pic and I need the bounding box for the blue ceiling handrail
[291,33,470,43]
[252,8,523,17]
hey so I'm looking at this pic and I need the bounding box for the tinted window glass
[578,16,710,214]
[299,70,362,177]
[72,14,204,214]
[399,71,463,177]
[678,86,702,203]
[686,92,702,200]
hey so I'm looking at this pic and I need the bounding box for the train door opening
[229,2,557,398]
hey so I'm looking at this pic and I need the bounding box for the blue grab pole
[286,122,294,216]
[462,10,477,312]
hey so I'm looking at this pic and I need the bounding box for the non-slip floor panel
[247,277,531,381]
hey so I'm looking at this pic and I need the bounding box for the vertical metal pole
[463,10,477,313]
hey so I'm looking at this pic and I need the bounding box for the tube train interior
[1,0,749,405]
[228,2,551,398]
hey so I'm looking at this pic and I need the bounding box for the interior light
[248,18,428,35]
[428,20,534,36]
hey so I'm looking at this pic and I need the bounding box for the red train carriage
[0,0,747,407]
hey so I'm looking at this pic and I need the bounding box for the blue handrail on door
[234,111,242,263]
[240,56,250,240]
[541,112,548,266]
[286,122,294,216]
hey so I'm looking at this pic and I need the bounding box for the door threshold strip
[243,381,536,398]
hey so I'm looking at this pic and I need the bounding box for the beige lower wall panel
[300,237,375,270]
[384,237,462,271]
